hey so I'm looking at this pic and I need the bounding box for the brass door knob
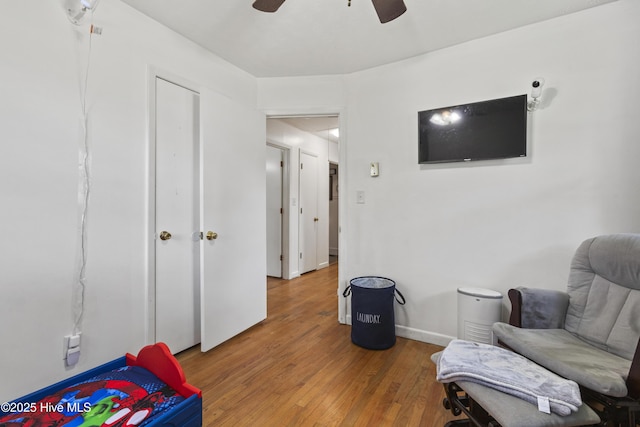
[206,231,218,240]
[159,231,172,241]
[314,217,319,222]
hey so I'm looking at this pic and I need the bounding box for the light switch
[356,190,365,204]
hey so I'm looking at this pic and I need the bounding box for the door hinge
[280,208,283,214]
[300,163,303,170]
[300,253,303,259]
[300,208,303,214]
[280,161,283,167]
[280,255,283,261]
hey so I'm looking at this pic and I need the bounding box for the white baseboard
[395,325,454,347]
[287,271,300,280]
[343,315,454,347]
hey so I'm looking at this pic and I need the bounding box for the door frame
[263,109,347,324]
[145,66,202,345]
[328,162,339,258]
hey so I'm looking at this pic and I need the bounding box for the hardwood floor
[176,263,461,426]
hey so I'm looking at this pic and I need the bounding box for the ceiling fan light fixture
[371,0,407,23]
[252,0,287,13]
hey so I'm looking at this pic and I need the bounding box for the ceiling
[275,116,340,143]
[119,0,617,78]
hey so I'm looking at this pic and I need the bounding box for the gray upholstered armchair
[493,234,640,426]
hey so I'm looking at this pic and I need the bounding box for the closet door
[200,91,267,352]
[299,150,319,274]
[154,78,200,354]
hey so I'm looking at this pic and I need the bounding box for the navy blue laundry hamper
[343,276,406,350]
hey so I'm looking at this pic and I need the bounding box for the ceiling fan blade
[371,0,407,23]
[252,0,286,13]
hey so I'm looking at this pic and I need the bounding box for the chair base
[443,382,499,427]
[441,381,601,427]
[581,388,640,427]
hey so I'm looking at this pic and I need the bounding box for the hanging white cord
[73,18,95,336]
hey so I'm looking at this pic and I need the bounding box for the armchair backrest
[565,234,640,361]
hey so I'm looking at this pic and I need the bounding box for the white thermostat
[370,162,379,177]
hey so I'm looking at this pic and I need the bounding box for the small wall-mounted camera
[527,78,545,111]
[531,79,545,99]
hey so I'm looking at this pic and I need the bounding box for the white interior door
[266,145,283,277]
[299,151,319,274]
[155,77,200,354]
[200,90,267,352]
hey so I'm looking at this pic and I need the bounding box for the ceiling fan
[252,0,407,24]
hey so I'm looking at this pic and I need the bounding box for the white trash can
[457,287,503,345]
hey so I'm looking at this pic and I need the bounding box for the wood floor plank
[176,263,462,426]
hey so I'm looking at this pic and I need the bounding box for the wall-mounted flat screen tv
[418,94,527,164]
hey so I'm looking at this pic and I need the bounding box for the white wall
[258,0,640,344]
[0,1,259,401]
[258,75,347,114]
[343,0,640,344]
[266,119,332,278]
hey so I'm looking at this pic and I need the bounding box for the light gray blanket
[436,339,582,416]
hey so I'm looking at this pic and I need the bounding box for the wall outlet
[69,333,81,348]
[64,333,82,366]
[64,333,82,358]
[66,347,80,367]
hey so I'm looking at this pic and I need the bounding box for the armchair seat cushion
[493,323,632,397]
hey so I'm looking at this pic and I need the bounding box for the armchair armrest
[508,287,569,329]
[628,337,640,399]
